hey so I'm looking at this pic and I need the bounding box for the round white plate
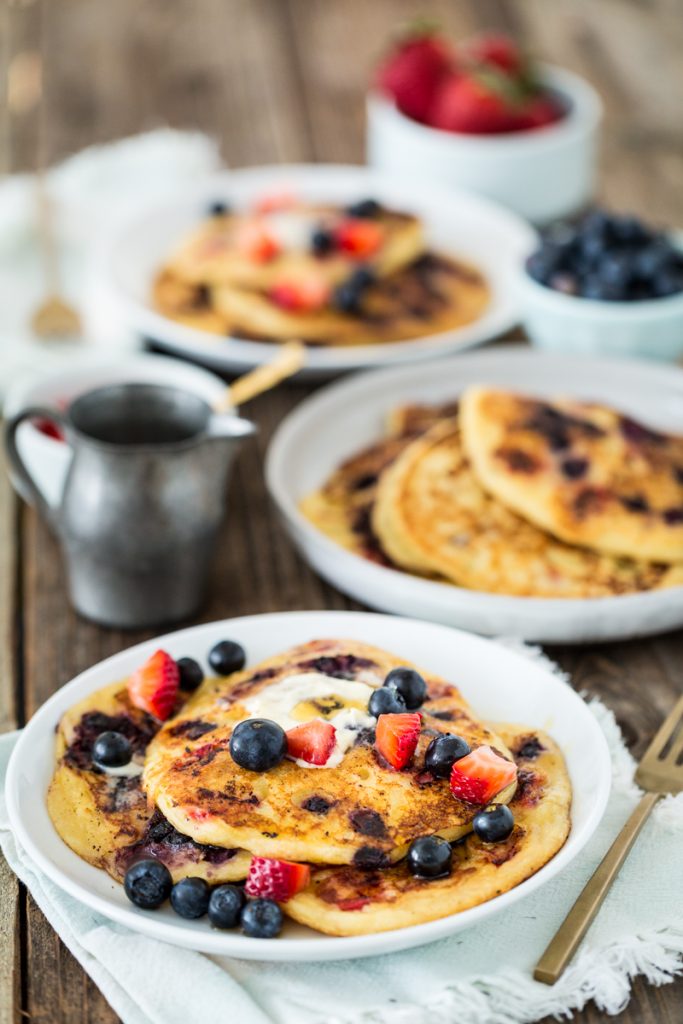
[6,611,609,961]
[266,348,683,644]
[97,164,536,378]
[3,353,229,509]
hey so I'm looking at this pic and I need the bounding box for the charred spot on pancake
[480,827,524,866]
[301,795,335,814]
[262,830,278,838]
[573,485,610,520]
[621,494,650,513]
[296,654,377,680]
[196,786,259,806]
[349,809,387,839]
[664,507,683,525]
[352,472,378,491]
[429,709,454,721]
[512,734,545,760]
[168,719,217,740]
[513,768,544,807]
[561,457,589,480]
[352,845,390,869]
[620,415,665,446]
[496,447,540,474]
[64,710,157,770]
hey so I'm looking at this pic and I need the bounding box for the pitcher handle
[4,405,69,525]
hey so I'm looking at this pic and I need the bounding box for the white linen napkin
[0,130,222,403]
[1,644,681,1024]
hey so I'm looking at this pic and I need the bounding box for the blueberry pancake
[143,639,515,866]
[285,724,570,936]
[461,386,683,563]
[372,420,683,597]
[47,682,251,884]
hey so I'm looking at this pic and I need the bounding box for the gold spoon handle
[534,790,660,985]
[218,340,305,410]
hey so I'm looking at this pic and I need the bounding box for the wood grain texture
[4,0,683,1022]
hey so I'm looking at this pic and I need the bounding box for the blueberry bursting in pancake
[461,386,683,563]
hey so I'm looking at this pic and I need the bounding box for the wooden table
[3,1,683,1021]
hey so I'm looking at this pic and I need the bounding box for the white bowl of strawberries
[367,30,602,225]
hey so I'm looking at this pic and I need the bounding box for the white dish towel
[1,644,682,1024]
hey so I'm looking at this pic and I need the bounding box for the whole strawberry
[431,73,523,134]
[376,28,452,123]
[466,33,523,77]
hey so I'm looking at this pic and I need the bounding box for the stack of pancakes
[302,387,683,598]
[152,201,489,346]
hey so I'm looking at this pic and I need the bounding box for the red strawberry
[430,73,521,134]
[375,712,421,770]
[335,219,384,259]
[466,33,523,76]
[286,720,336,765]
[245,856,311,901]
[270,275,330,312]
[127,649,179,721]
[517,94,564,131]
[376,31,452,122]
[236,220,281,262]
[450,745,517,805]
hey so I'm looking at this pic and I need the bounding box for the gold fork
[534,694,683,985]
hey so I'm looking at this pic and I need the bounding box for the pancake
[47,681,251,884]
[372,420,683,597]
[143,638,515,866]
[285,724,571,936]
[461,386,683,563]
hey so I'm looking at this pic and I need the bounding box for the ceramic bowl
[366,65,602,224]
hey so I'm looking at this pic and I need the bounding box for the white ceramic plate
[6,610,609,961]
[266,348,683,644]
[3,353,229,509]
[97,164,536,377]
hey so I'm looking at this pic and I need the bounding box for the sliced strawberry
[286,720,336,765]
[270,275,331,312]
[335,219,384,259]
[375,712,421,770]
[245,856,310,901]
[127,649,179,721]
[449,745,517,805]
[236,220,281,262]
[376,31,453,122]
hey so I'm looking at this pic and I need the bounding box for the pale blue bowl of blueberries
[518,209,683,361]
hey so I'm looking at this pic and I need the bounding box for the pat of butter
[242,672,376,769]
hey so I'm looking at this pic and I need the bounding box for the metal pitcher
[4,382,256,628]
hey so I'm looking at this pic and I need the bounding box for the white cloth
[0,130,222,401]
[1,645,681,1024]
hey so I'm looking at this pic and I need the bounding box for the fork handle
[534,790,660,985]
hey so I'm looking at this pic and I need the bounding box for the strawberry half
[335,219,384,259]
[245,856,311,901]
[286,720,336,765]
[375,712,421,770]
[236,220,281,262]
[449,745,517,805]
[127,649,179,721]
[270,275,330,312]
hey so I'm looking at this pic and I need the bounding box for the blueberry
[333,266,375,313]
[383,667,427,710]
[346,198,381,218]
[580,209,611,240]
[207,201,230,217]
[229,719,287,772]
[241,898,283,938]
[526,242,566,286]
[170,877,210,919]
[407,836,452,879]
[424,734,471,778]
[368,687,407,718]
[652,269,683,298]
[208,884,246,929]
[472,804,514,843]
[92,731,132,769]
[611,215,651,246]
[311,227,335,255]
[598,252,634,291]
[581,277,624,302]
[124,859,172,909]
[634,241,675,280]
[208,640,246,676]
[177,657,204,693]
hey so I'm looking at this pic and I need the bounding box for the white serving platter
[6,610,610,962]
[96,164,536,377]
[266,348,683,643]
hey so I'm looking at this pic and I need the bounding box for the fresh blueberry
[177,657,204,693]
[229,719,287,772]
[311,227,335,255]
[346,198,381,218]
[580,209,612,240]
[598,252,634,291]
[472,804,515,843]
[651,269,683,298]
[407,836,452,879]
[526,242,566,285]
[92,731,132,769]
[208,640,246,676]
[208,884,246,928]
[241,898,283,938]
[333,266,375,313]
[124,859,172,909]
[634,241,675,280]
[368,687,407,718]
[581,277,624,301]
[424,734,471,778]
[383,667,427,710]
[207,201,230,217]
[611,215,651,246]
[170,877,210,919]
